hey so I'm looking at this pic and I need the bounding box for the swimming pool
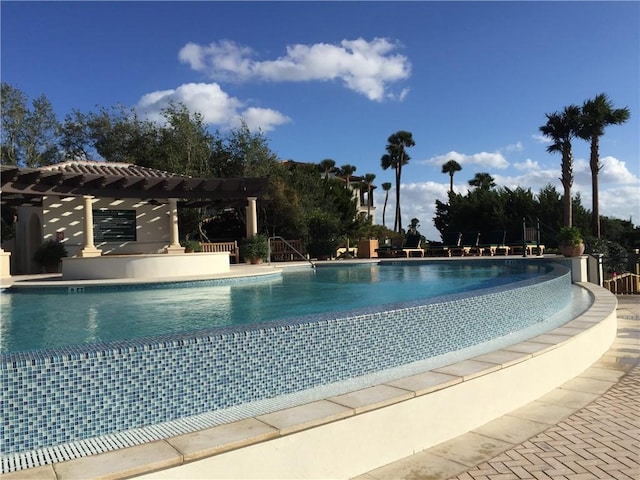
[1,259,581,466]
[3,261,548,353]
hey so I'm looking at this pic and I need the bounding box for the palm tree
[539,105,581,227]
[381,130,415,232]
[468,172,496,190]
[319,158,336,179]
[339,164,357,188]
[441,159,462,193]
[578,93,630,238]
[381,182,392,228]
[363,173,376,220]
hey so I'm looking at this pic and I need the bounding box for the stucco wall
[42,196,171,256]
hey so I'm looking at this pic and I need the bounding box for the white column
[165,198,185,254]
[246,197,258,238]
[0,248,11,279]
[79,195,102,258]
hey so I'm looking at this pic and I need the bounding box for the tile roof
[38,161,184,178]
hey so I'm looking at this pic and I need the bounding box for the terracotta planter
[249,258,263,265]
[559,243,585,257]
[42,263,60,273]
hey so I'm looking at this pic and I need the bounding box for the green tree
[381,130,415,233]
[318,158,336,179]
[441,159,462,194]
[1,83,28,165]
[338,164,357,188]
[59,109,94,160]
[158,103,213,177]
[539,105,581,227]
[468,172,496,190]
[408,218,421,236]
[362,173,376,221]
[578,93,631,238]
[68,105,161,166]
[0,83,60,167]
[536,184,564,234]
[228,121,280,178]
[21,94,60,166]
[381,182,392,229]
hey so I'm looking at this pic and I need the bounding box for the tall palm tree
[539,105,581,227]
[363,173,376,220]
[441,159,462,193]
[381,182,392,228]
[319,158,336,179]
[381,130,415,232]
[339,164,357,188]
[468,172,496,190]
[578,93,630,238]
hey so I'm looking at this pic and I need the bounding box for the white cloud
[178,38,411,101]
[234,107,291,132]
[179,40,255,82]
[599,185,640,221]
[502,141,524,152]
[531,133,550,144]
[599,156,639,184]
[513,158,540,171]
[424,150,509,169]
[135,82,290,132]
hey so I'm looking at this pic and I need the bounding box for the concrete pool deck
[1,259,635,479]
[354,294,639,480]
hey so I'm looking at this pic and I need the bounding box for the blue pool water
[1,261,547,353]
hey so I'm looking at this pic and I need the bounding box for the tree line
[1,82,636,262]
[0,82,392,255]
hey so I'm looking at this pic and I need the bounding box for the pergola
[0,163,267,208]
[1,162,268,258]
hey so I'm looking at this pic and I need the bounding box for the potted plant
[241,234,269,264]
[33,239,68,273]
[557,226,585,257]
[182,239,201,253]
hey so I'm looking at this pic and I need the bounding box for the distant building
[281,160,377,223]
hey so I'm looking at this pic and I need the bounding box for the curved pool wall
[2,261,571,456]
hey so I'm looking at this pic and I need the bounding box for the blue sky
[2,1,638,239]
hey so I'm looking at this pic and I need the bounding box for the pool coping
[1,277,618,479]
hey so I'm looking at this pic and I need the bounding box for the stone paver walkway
[355,296,640,480]
[453,364,639,480]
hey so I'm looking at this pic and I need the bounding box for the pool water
[1,262,548,354]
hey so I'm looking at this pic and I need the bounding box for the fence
[603,273,640,295]
[269,238,306,262]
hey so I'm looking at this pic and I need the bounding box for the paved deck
[354,295,639,480]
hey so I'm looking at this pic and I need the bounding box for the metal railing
[268,236,315,268]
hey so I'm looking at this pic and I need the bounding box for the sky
[2,1,639,239]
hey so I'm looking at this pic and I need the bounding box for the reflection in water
[1,263,548,353]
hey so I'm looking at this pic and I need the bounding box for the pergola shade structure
[0,163,268,208]
[1,162,268,273]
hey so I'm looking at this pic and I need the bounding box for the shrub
[240,234,269,262]
[558,226,583,246]
[33,239,67,268]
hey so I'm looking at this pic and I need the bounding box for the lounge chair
[510,227,545,256]
[425,232,461,257]
[450,231,481,256]
[376,236,404,258]
[390,234,424,257]
[477,230,510,256]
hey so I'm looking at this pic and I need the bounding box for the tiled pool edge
[5,282,617,480]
